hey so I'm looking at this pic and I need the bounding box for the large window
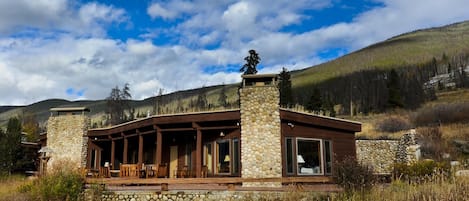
[285,137,332,176]
[217,140,230,174]
[297,138,323,175]
[203,143,213,174]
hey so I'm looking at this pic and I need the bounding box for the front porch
[87,110,243,179]
[85,176,336,191]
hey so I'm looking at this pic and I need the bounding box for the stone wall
[356,140,399,174]
[356,131,421,174]
[240,85,282,187]
[46,114,90,171]
[84,190,321,201]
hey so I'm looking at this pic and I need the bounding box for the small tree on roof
[240,49,260,75]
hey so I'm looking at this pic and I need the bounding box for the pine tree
[278,67,293,107]
[0,117,22,174]
[306,87,322,113]
[196,87,208,110]
[218,84,228,108]
[106,83,133,125]
[387,69,404,108]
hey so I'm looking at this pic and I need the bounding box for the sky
[1,0,469,106]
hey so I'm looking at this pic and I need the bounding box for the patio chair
[175,166,189,178]
[157,163,168,178]
[145,164,158,178]
[201,165,208,178]
[119,164,139,177]
[99,166,110,178]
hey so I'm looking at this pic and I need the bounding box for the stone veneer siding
[356,131,421,175]
[356,140,399,174]
[47,114,90,171]
[239,86,282,187]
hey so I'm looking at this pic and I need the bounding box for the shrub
[20,160,85,201]
[332,157,375,193]
[393,160,450,183]
[416,127,445,160]
[412,102,469,127]
[375,116,413,133]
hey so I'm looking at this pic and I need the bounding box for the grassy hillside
[2,21,469,128]
[292,21,469,88]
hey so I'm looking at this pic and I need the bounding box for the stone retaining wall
[356,131,421,174]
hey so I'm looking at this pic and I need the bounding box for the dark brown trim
[280,109,361,132]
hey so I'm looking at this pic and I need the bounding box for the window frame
[296,137,324,176]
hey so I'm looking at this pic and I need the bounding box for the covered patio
[87,109,242,179]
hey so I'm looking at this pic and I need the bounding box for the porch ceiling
[88,109,241,138]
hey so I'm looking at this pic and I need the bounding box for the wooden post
[138,134,143,166]
[87,139,92,169]
[156,129,162,165]
[123,137,128,164]
[111,140,115,169]
[196,129,202,178]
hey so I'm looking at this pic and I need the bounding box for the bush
[20,165,85,201]
[333,157,375,193]
[375,116,413,132]
[412,102,469,127]
[416,127,446,160]
[393,160,450,183]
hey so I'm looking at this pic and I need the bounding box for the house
[41,74,361,187]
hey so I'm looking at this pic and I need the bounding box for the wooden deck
[86,177,339,192]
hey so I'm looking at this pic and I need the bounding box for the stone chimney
[239,74,282,187]
[45,107,90,173]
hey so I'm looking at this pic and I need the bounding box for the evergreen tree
[218,84,228,108]
[387,69,404,108]
[240,50,260,75]
[322,94,336,117]
[106,83,132,125]
[278,67,293,107]
[153,88,164,115]
[306,87,322,113]
[0,117,22,174]
[196,87,208,110]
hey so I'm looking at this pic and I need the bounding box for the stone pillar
[240,74,282,187]
[46,107,90,173]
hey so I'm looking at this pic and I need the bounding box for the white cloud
[0,0,127,37]
[1,0,469,106]
[147,3,178,19]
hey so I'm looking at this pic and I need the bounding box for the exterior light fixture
[220,132,225,137]
[287,123,294,128]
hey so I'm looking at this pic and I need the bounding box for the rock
[455,170,469,177]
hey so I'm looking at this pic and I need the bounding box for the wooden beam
[159,128,194,132]
[156,129,162,165]
[86,139,92,169]
[111,140,115,170]
[199,126,239,130]
[123,138,128,164]
[138,134,143,167]
[195,129,202,178]
[192,122,200,129]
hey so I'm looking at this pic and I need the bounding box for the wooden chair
[175,166,189,178]
[145,164,158,178]
[99,166,110,178]
[119,164,139,177]
[157,163,168,178]
[201,165,208,178]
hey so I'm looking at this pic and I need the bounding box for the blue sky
[0,0,469,105]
